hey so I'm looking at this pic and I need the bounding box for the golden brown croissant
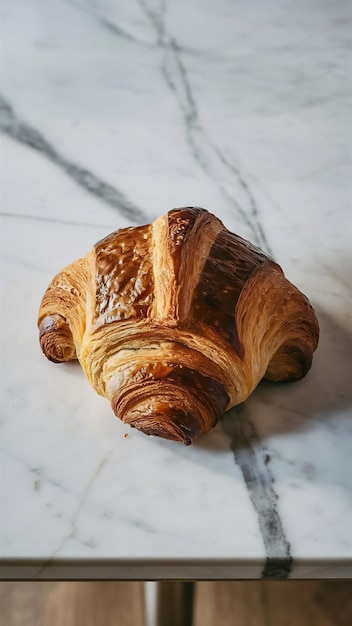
[38,207,319,445]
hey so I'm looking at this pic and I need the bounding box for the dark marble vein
[68,0,153,47]
[99,16,146,43]
[0,95,149,224]
[136,0,272,255]
[222,407,292,579]
[35,454,110,578]
[1,211,114,230]
[138,1,286,572]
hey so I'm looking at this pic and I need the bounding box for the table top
[1,0,351,580]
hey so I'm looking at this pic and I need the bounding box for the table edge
[1,557,352,580]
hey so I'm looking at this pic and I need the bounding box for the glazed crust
[38,207,319,444]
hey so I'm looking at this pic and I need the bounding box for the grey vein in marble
[0,211,114,230]
[36,454,111,578]
[1,447,75,500]
[133,0,290,575]
[137,0,288,573]
[223,408,292,579]
[0,95,149,224]
[137,0,272,255]
[68,0,154,47]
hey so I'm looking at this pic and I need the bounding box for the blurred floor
[0,581,352,626]
[0,582,145,626]
[194,581,352,626]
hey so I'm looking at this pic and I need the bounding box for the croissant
[38,207,319,445]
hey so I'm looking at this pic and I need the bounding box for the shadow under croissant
[194,305,352,452]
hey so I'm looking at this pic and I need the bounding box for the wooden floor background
[0,581,351,626]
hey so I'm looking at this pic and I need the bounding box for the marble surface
[1,0,351,580]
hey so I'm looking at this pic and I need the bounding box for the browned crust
[167,207,224,321]
[189,227,270,354]
[94,223,154,326]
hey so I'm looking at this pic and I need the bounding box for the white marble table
[1,0,351,581]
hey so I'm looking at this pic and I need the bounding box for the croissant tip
[38,314,76,362]
[119,409,202,446]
